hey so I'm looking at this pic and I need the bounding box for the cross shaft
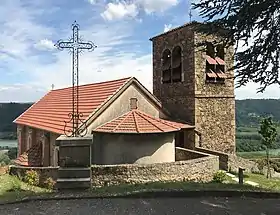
[55,21,97,137]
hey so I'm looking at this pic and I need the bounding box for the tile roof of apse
[13,77,132,134]
[93,109,194,134]
[14,143,42,167]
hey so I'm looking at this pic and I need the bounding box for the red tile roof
[94,109,193,134]
[14,77,132,134]
[14,143,42,167]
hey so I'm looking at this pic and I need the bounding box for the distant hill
[0,99,280,135]
[236,99,280,127]
[0,103,32,137]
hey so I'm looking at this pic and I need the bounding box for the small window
[130,98,138,110]
[205,42,226,84]
[162,49,171,84]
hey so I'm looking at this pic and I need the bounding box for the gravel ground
[0,197,280,215]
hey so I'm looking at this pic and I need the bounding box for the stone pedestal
[55,136,92,190]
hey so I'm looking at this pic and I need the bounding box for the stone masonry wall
[152,24,196,124]
[228,155,259,173]
[151,23,235,155]
[194,32,235,154]
[196,147,229,170]
[195,97,236,154]
[91,156,219,187]
[175,147,210,161]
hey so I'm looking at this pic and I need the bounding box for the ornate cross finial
[55,21,97,137]
[189,0,193,22]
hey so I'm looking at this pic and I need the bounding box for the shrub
[212,171,227,183]
[43,177,56,190]
[24,170,39,186]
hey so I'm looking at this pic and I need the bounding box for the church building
[13,22,235,167]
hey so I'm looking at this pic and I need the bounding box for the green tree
[258,117,278,178]
[193,0,280,92]
[0,153,11,166]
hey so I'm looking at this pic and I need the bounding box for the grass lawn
[244,173,280,191]
[0,174,51,204]
[91,179,268,196]
[0,173,279,204]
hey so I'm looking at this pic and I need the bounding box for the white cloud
[137,0,178,14]
[101,2,138,21]
[99,0,179,21]
[164,24,172,32]
[34,39,55,50]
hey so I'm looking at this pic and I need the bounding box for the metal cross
[55,21,97,137]
[189,1,193,22]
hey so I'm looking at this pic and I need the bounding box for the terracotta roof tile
[216,71,227,78]
[206,70,217,78]
[215,57,225,65]
[94,109,193,134]
[14,143,42,167]
[205,55,217,65]
[14,77,132,134]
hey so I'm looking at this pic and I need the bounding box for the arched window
[27,136,32,150]
[172,46,182,82]
[161,49,171,84]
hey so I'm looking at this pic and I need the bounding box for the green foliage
[193,1,280,92]
[0,153,11,166]
[24,170,39,186]
[258,117,278,148]
[212,171,227,183]
[258,117,278,178]
[43,177,55,190]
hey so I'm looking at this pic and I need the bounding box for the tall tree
[193,0,280,92]
[258,116,278,178]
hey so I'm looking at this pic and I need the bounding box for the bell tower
[150,22,236,154]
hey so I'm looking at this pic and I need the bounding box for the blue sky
[0,0,279,102]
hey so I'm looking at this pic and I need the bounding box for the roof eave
[92,129,181,135]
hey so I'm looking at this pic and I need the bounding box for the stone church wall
[91,155,219,187]
[195,97,235,154]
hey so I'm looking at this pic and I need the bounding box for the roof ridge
[136,110,179,130]
[113,111,132,132]
[132,111,140,133]
[133,110,165,132]
[51,77,133,92]
[94,110,131,132]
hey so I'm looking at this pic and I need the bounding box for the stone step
[56,177,91,190]
[58,167,91,179]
